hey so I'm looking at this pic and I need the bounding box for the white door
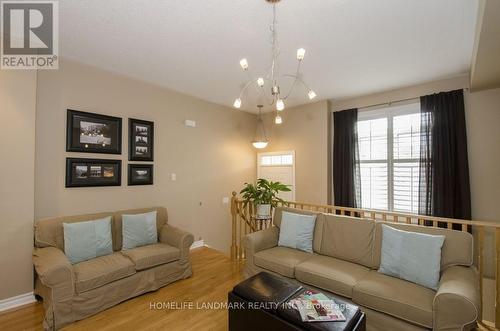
[257,151,296,202]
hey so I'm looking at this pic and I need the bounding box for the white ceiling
[59,0,479,112]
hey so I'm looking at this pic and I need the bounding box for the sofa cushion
[318,214,376,268]
[373,221,473,271]
[273,207,320,228]
[352,271,435,328]
[295,255,370,298]
[35,212,113,250]
[74,253,136,293]
[253,247,312,278]
[122,243,180,270]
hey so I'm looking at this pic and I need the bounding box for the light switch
[222,197,229,204]
[185,120,196,127]
[171,173,177,181]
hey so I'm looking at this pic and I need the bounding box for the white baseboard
[0,292,36,312]
[190,239,205,250]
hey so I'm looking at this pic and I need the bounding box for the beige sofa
[244,207,480,331]
[32,207,194,330]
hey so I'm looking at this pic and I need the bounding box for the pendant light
[252,105,268,149]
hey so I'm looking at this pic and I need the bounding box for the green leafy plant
[240,178,291,208]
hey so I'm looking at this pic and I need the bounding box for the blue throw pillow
[63,216,113,264]
[278,211,316,253]
[121,211,158,250]
[378,224,445,290]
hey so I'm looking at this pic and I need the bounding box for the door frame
[257,150,296,201]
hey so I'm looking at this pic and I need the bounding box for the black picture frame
[128,164,154,186]
[66,109,122,154]
[129,118,154,161]
[66,158,122,188]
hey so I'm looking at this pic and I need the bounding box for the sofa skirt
[35,259,192,330]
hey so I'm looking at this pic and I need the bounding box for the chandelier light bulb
[257,77,265,87]
[252,141,268,149]
[297,48,306,61]
[275,115,283,124]
[239,58,249,70]
[308,90,317,100]
[276,99,285,111]
[233,98,242,109]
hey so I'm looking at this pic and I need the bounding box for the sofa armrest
[33,247,74,288]
[243,226,279,255]
[433,266,480,331]
[159,224,194,261]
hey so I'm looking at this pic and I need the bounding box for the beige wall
[466,87,500,223]
[465,87,500,277]
[262,101,329,204]
[0,71,37,300]
[35,60,256,256]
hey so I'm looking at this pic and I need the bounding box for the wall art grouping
[65,109,154,187]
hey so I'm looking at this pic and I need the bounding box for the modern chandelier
[233,0,317,125]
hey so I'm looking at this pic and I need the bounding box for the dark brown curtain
[333,109,361,208]
[419,89,471,222]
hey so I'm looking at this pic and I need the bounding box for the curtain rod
[359,96,419,111]
[349,88,470,112]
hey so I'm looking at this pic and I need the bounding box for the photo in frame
[66,109,122,154]
[66,158,122,187]
[129,118,154,161]
[128,164,154,186]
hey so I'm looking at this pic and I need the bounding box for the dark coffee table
[228,272,365,331]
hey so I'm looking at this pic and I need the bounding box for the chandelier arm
[283,74,313,91]
[238,79,255,98]
[245,69,255,82]
[281,76,300,100]
[258,86,275,106]
[295,59,302,76]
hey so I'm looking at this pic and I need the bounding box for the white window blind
[357,102,421,213]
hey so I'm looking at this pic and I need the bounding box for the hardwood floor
[0,247,495,331]
[0,247,244,331]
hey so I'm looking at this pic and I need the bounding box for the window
[357,102,421,213]
[260,153,294,166]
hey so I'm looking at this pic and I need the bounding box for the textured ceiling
[59,0,478,112]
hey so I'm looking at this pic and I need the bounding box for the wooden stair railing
[230,191,500,328]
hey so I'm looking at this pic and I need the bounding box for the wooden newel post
[231,191,237,260]
[495,228,500,328]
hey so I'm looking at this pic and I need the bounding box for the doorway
[257,151,296,201]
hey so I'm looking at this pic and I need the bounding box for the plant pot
[256,204,271,218]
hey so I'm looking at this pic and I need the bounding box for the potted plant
[240,178,291,217]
